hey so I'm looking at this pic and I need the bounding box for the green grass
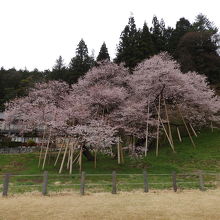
[0,129,220,193]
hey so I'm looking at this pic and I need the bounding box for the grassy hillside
[0,129,220,175]
[0,129,219,193]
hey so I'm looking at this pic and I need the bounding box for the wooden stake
[177,105,196,148]
[117,138,121,164]
[145,98,150,157]
[176,127,182,142]
[94,150,97,168]
[211,122,214,132]
[54,139,65,167]
[59,140,69,174]
[120,142,124,164]
[38,126,46,167]
[164,99,173,145]
[42,128,52,170]
[79,146,83,172]
[189,123,197,137]
[154,103,175,152]
[156,95,161,156]
[69,141,74,174]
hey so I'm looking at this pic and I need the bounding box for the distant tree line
[0,13,220,111]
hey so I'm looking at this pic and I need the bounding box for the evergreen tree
[138,22,155,60]
[114,16,140,70]
[168,17,192,55]
[97,42,110,61]
[48,56,67,81]
[150,16,166,53]
[69,39,95,83]
[176,15,220,83]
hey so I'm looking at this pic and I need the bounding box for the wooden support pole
[177,127,182,142]
[117,138,121,164]
[42,171,48,196]
[80,171,85,195]
[189,123,198,137]
[211,122,214,132]
[177,106,196,148]
[155,103,175,152]
[2,173,10,197]
[59,142,68,174]
[198,170,205,191]
[38,127,46,167]
[54,139,65,167]
[42,128,52,170]
[156,95,161,157]
[172,171,177,192]
[94,150,97,168]
[143,170,149,193]
[69,143,74,175]
[164,99,173,145]
[112,171,117,194]
[79,146,83,172]
[145,98,150,157]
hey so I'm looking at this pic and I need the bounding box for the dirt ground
[0,189,220,220]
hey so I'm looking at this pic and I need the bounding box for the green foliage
[114,16,141,70]
[97,42,110,62]
[68,39,95,83]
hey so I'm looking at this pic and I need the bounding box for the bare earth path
[0,190,220,220]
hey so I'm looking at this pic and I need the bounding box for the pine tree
[69,39,95,83]
[97,42,110,62]
[114,16,140,70]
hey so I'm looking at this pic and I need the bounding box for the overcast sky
[0,0,219,71]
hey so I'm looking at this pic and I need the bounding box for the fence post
[80,171,85,195]
[42,171,48,195]
[2,173,10,197]
[143,170,149,192]
[172,171,177,192]
[198,170,205,191]
[112,171,117,194]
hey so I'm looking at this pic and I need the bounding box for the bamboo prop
[156,95,161,157]
[189,123,198,137]
[38,126,46,167]
[67,146,71,169]
[120,140,124,164]
[117,138,121,164]
[72,152,80,165]
[177,106,196,148]
[59,139,69,174]
[132,136,135,155]
[176,127,182,142]
[54,138,65,167]
[154,103,175,153]
[69,142,74,174]
[79,146,83,172]
[211,121,214,132]
[145,98,150,157]
[94,150,97,168]
[164,98,173,145]
[42,127,52,170]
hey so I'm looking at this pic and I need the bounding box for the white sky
[0,0,219,71]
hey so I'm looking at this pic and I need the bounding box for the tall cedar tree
[138,22,155,60]
[150,16,166,53]
[114,16,140,70]
[69,39,94,83]
[97,42,110,61]
[48,56,67,81]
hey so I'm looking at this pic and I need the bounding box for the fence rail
[1,170,220,196]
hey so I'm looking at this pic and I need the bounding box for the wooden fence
[1,171,219,196]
